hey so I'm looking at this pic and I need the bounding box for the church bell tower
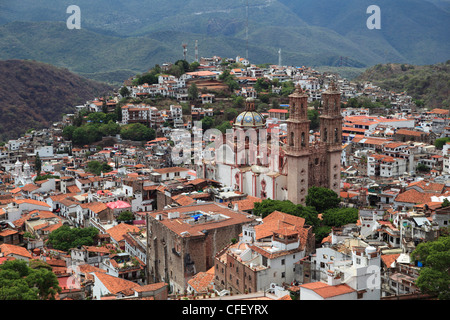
[286,85,310,205]
[320,81,343,195]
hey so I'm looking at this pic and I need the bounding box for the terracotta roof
[406,180,445,193]
[81,201,108,214]
[172,194,196,206]
[187,268,215,293]
[153,167,189,174]
[146,203,254,237]
[67,185,81,193]
[254,210,305,240]
[299,282,356,299]
[21,184,40,192]
[231,196,262,212]
[91,272,139,295]
[133,282,167,293]
[15,199,51,208]
[0,243,32,259]
[395,129,427,137]
[106,223,140,243]
[381,254,400,268]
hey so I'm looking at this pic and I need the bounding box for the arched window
[324,128,328,142]
[301,132,305,147]
[290,132,295,147]
[335,127,339,143]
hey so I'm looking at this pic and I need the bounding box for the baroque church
[196,82,342,205]
[13,160,34,187]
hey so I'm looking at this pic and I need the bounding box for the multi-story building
[146,202,254,294]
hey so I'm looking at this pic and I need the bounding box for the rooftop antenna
[195,40,199,63]
[182,43,188,61]
[278,48,282,67]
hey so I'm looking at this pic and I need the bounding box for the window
[282,272,285,278]
[281,259,285,265]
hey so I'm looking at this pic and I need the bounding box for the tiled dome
[233,98,265,129]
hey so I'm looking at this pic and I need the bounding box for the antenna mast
[278,48,282,67]
[182,43,188,61]
[246,0,249,60]
[195,40,199,63]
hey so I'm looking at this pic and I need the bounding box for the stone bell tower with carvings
[285,81,342,205]
[286,85,310,204]
[320,81,343,195]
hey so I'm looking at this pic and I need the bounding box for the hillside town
[0,55,448,301]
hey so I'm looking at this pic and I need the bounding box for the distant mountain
[0,0,448,84]
[0,59,113,142]
[356,61,450,109]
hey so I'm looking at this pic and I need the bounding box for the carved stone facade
[286,82,343,205]
[196,84,342,205]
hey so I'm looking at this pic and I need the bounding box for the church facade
[196,82,342,205]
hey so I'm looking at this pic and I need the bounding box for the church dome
[233,98,265,129]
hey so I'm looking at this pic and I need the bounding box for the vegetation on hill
[2,0,448,84]
[0,59,113,142]
[356,61,450,109]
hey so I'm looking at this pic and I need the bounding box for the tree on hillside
[47,226,99,252]
[120,123,155,141]
[434,137,450,150]
[411,236,450,299]
[305,186,341,213]
[117,211,134,223]
[201,116,214,131]
[86,161,112,176]
[119,86,130,97]
[34,152,42,177]
[0,260,61,300]
[188,83,199,100]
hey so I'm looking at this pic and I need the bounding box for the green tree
[188,83,199,100]
[216,121,233,133]
[117,210,134,223]
[254,78,271,93]
[86,161,112,176]
[99,120,121,137]
[201,116,214,130]
[224,108,239,121]
[307,109,320,130]
[416,163,431,173]
[62,125,76,140]
[0,260,61,300]
[136,73,158,85]
[434,137,450,150]
[119,86,130,97]
[411,236,450,299]
[305,186,341,213]
[120,123,155,141]
[47,226,99,252]
[34,152,42,177]
[322,207,359,227]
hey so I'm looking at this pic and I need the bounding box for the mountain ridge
[0,59,114,142]
[0,0,448,84]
